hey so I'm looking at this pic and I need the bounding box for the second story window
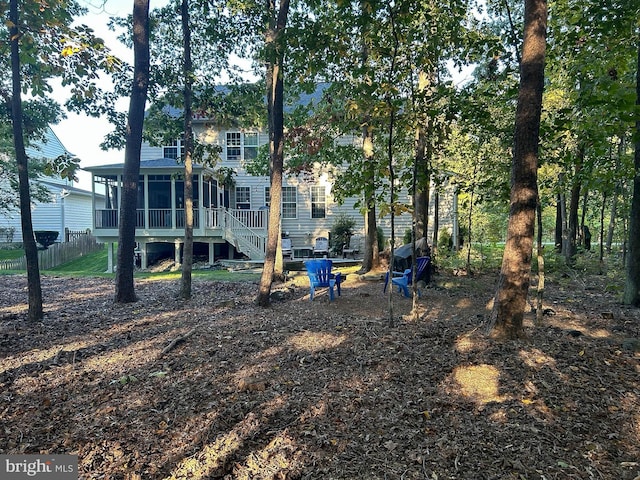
[163,140,183,160]
[235,186,251,209]
[226,132,259,161]
[311,186,326,219]
[226,132,241,161]
[265,186,297,219]
[244,133,258,160]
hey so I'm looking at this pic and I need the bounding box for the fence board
[0,234,102,271]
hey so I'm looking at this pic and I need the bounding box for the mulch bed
[0,269,638,479]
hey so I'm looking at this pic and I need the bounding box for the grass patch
[45,245,261,282]
[0,248,25,261]
[47,245,110,275]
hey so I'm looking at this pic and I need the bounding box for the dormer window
[163,140,183,160]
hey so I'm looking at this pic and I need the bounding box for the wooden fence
[0,233,103,271]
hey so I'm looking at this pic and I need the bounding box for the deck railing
[95,207,265,233]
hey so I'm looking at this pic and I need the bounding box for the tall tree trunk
[360,126,379,273]
[415,126,430,241]
[565,148,583,265]
[257,0,290,307]
[10,0,43,321]
[115,0,150,303]
[432,190,440,255]
[535,200,544,326]
[599,192,606,272]
[489,0,547,339]
[554,194,562,251]
[607,137,624,253]
[566,177,581,263]
[580,188,588,247]
[606,188,618,253]
[559,190,569,257]
[180,0,194,299]
[623,32,640,306]
[386,3,400,327]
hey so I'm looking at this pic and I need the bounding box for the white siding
[0,189,95,243]
[0,127,96,243]
[139,123,454,251]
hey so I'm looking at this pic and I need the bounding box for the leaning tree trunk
[489,0,547,339]
[623,32,640,306]
[115,0,150,303]
[10,0,43,321]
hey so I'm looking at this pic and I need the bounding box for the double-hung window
[163,140,183,160]
[226,132,241,161]
[244,133,258,160]
[265,186,297,219]
[226,132,259,162]
[235,186,251,209]
[311,186,326,219]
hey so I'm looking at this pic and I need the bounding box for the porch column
[138,241,148,270]
[171,176,177,230]
[175,240,181,266]
[208,241,214,266]
[106,241,115,273]
[143,174,149,229]
[198,174,204,232]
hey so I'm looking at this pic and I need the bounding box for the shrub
[330,214,356,254]
[377,226,385,251]
[403,228,412,245]
[438,228,452,251]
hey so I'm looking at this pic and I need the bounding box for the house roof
[39,179,104,199]
[83,158,205,173]
[159,82,331,120]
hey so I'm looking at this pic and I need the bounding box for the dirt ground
[0,267,639,480]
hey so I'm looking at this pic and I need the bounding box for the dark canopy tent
[392,241,432,284]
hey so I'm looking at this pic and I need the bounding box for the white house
[85,88,456,270]
[86,143,456,271]
[0,127,98,245]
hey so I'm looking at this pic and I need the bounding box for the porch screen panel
[148,174,172,228]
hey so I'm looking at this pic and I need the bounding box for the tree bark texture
[565,148,583,264]
[623,33,640,306]
[115,0,150,303]
[490,0,547,339]
[10,0,43,321]
[257,0,290,307]
[180,0,194,299]
[360,125,379,273]
[414,124,430,242]
[554,194,562,251]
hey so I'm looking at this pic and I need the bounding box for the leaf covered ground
[0,267,639,480]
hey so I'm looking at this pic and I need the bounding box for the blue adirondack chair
[304,259,342,301]
[383,256,430,298]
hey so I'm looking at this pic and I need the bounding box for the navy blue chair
[383,256,430,297]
